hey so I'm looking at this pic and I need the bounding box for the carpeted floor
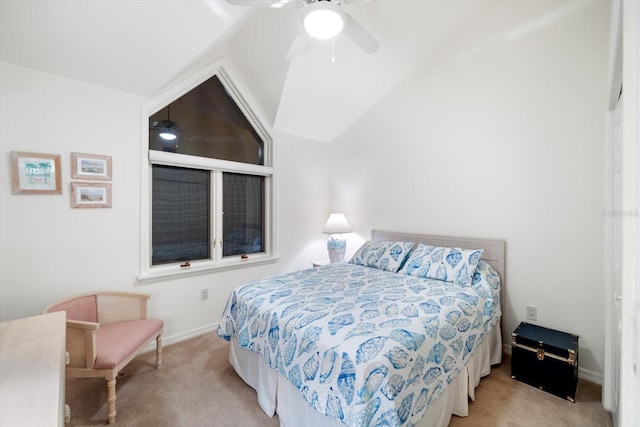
[65,332,612,427]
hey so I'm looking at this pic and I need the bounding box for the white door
[602,1,623,418]
[610,94,623,424]
[603,92,623,425]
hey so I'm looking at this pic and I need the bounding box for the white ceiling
[0,0,576,143]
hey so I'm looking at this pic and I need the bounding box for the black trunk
[511,322,579,402]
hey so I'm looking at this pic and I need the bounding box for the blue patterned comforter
[217,261,501,426]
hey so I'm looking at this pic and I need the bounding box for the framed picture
[71,182,112,208]
[11,151,62,194]
[71,152,112,180]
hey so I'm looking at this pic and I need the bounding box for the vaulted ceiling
[0,0,579,143]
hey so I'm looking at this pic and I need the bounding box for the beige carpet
[66,333,612,427]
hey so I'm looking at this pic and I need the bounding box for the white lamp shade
[322,213,352,234]
[159,129,178,141]
[303,2,344,40]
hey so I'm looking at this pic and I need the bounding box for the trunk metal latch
[537,341,545,361]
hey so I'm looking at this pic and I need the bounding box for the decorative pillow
[349,240,415,272]
[398,244,484,286]
[472,260,501,289]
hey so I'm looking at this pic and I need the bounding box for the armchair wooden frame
[43,291,163,424]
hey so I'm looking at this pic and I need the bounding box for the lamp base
[327,247,346,263]
[327,234,347,263]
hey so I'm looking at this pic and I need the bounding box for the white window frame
[138,59,277,282]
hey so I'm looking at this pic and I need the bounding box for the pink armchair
[43,291,164,424]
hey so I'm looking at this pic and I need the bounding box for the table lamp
[322,213,352,263]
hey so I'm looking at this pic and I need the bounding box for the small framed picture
[71,152,112,180]
[11,151,62,194]
[71,182,112,208]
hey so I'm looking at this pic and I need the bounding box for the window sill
[137,254,279,283]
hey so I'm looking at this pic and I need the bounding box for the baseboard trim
[502,342,602,385]
[577,367,603,385]
[142,322,219,353]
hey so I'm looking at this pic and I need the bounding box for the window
[148,75,265,165]
[223,173,264,257]
[152,165,210,265]
[139,60,275,280]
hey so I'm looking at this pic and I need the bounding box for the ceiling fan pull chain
[331,38,335,63]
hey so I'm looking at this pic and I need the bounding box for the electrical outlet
[200,288,208,301]
[526,305,537,321]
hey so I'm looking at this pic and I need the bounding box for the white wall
[330,2,610,380]
[0,61,330,344]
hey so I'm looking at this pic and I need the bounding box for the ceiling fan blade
[342,11,379,54]
[225,0,299,7]
[286,31,312,61]
[181,129,208,138]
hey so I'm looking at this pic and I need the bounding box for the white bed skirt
[228,322,502,427]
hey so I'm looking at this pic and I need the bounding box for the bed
[217,230,505,427]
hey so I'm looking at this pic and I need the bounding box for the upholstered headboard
[371,230,506,302]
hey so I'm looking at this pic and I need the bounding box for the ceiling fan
[226,0,380,60]
[149,106,243,153]
[149,106,207,150]
[149,106,180,142]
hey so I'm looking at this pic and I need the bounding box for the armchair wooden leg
[106,378,117,424]
[156,335,163,369]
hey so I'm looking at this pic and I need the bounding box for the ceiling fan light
[159,128,178,141]
[303,3,344,40]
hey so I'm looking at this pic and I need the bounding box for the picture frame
[71,152,112,180]
[71,182,112,208]
[11,151,62,194]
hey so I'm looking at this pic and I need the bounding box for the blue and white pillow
[398,244,484,286]
[349,241,415,273]
[471,260,502,315]
[472,260,501,289]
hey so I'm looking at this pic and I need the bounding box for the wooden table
[0,311,67,426]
